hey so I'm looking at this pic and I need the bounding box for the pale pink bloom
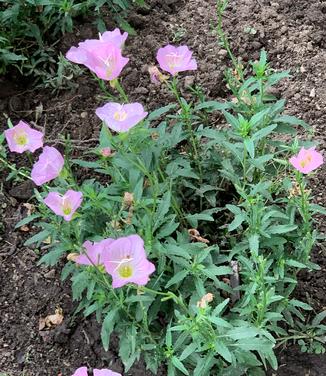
[289,147,323,174]
[4,120,43,153]
[72,367,88,376]
[103,235,155,288]
[77,238,115,266]
[156,45,197,76]
[44,190,83,221]
[94,369,122,376]
[66,36,129,81]
[96,102,148,133]
[100,28,128,48]
[31,146,64,186]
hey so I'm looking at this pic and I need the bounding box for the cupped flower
[31,146,64,186]
[66,38,129,81]
[103,234,155,288]
[76,238,115,266]
[100,28,128,48]
[96,102,148,133]
[94,369,122,376]
[72,367,88,376]
[156,45,197,76]
[289,147,323,174]
[44,189,83,221]
[4,120,43,153]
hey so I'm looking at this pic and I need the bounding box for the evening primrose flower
[76,238,115,266]
[289,147,323,174]
[4,120,43,153]
[156,45,197,76]
[72,367,121,376]
[66,37,129,81]
[100,28,128,48]
[103,235,155,288]
[96,102,148,133]
[94,369,122,376]
[44,190,83,221]
[31,146,64,186]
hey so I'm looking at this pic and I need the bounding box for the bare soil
[1,0,326,375]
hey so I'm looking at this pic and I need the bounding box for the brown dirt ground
[1,0,326,375]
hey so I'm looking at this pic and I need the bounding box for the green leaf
[228,327,258,340]
[185,213,214,227]
[165,270,189,288]
[213,298,230,316]
[252,124,277,141]
[101,308,119,351]
[248,234,259,255]
[268,224,297,234]
[15,214,40,228]
[24,229,50,246]
[289,299,313,311]
[312,311,326,326]
[179,342,197,361]
[147,104,176,121]
[171,357,189,375]
[285,259,307,268]
[244,138,255,158]
[215,340,232,362]
[228,214,245,231]
[153,192,171,231]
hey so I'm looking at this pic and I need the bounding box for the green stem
[114,79,129,103]
[0,156,31,180]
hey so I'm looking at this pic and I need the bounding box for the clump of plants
[2,7,326,376]
[0,0,145,80]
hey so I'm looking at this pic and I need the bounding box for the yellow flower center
[118,264,133,278]
[62,200,72,215]
[300,153,312,168]
[113,110,128,121]
[103,56,114,78]
[14,131,28,146]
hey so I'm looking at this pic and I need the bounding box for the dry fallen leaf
[23,203,36,216]
[188,229,210,244]
[39,307,64,331]
[19,225,30,232]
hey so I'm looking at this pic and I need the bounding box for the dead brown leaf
[39,307,64,331]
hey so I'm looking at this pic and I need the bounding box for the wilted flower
[123,192,134,207]
[156,45,197,76]
[66,34,129,81]
[100,147,113,157]
[96,102,148,133]
[148,65,169,85]
[76,238,115,266]
[31,146,64,186]
[289,147,323,174]
[44,189,83,221]
[103,235,155,288]
[196,293,214,309]
[5,120,43,153]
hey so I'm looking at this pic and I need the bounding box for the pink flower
[103,235,155,288]
[66,35,129,81]
[44,189,83,221]
[76,238,115,266]
[96,102,148,133]
[71,367,121,376]
[100,147,113,157]
[4,120,43,153]
[156,45,197,76]
[100,28,128,48]
[289,147,323,174]
[31,146,64,186]
[94,369,122,376]
[72,367,88,376]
